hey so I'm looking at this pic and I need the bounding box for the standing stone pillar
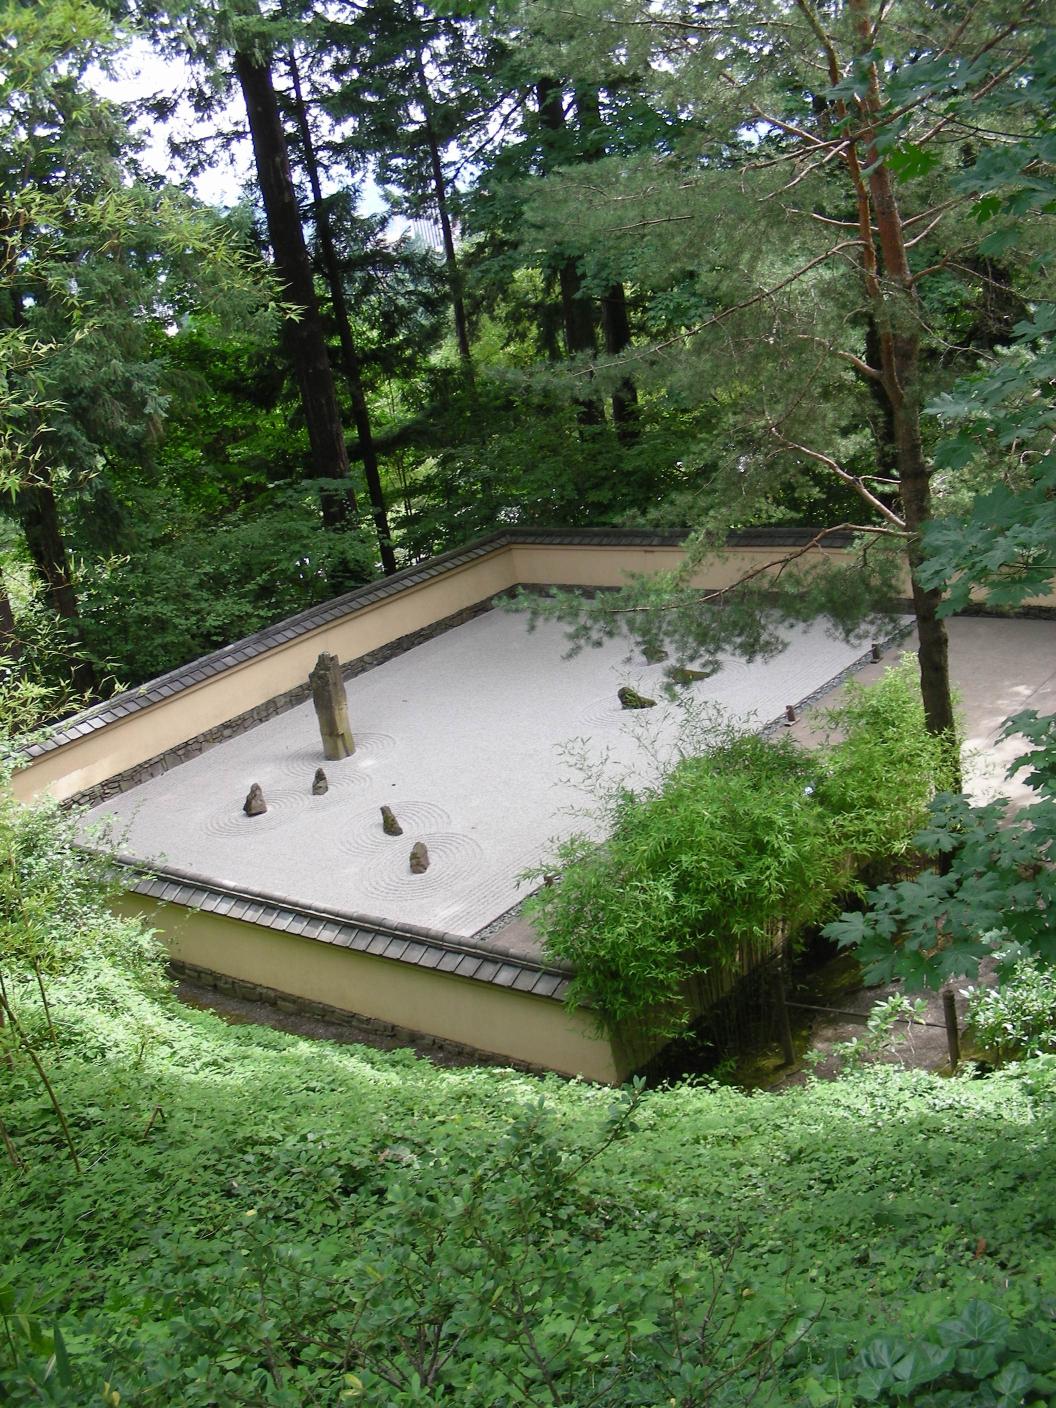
[309,652,355,759]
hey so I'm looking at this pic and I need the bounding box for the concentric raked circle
[577,693,651,730]
[276,731,397,785]
[355,832,484,902]
[337,801,453,858]
[202,786,314,838]
[711,657,749,683]
[353,731,397,758]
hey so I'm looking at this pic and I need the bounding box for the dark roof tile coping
[21,526,849,757]
[95,849,569,980]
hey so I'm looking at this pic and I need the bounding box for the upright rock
[381,805,403,837]
[311,767,328,795]
[243,783,267,816]
[409,841,430,874]
[309,652,355,760]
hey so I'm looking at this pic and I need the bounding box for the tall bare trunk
[233,42,357,532]
[537,79,603,428]
[0,586,18,662]
[600,283,639,443]
[286,50,397,575]
[575,88,639,441]
[417,53,472,368]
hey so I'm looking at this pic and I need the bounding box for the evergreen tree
[501,0,1051,758]
[0,0,278,687]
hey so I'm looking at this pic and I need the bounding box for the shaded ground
[765,953,997,1089]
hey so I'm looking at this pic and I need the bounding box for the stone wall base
[169,957,555,1078]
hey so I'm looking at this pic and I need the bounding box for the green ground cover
[2,792,1056,1406]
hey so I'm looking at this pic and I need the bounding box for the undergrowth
[2,704,1055,1405]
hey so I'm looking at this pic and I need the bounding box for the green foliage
[393,371,701,558]
[802,993,931,1080]
[826,707,1056,990]
[814,663,959,865]
[968,960,1056,1064]
[531,662,947,1039]
[76,493,374,682]
[838,1298,1056,1406]
[3,777,1056,1403]
[529,730,829,1038]
[922,305,1056,615]
[511,532,906,677]
[0,783,166,995]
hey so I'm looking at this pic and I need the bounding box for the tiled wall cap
[20,525,857,757]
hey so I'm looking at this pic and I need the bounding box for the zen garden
[2,0,1056,1404]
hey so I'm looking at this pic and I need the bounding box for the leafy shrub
[529,732,832,1037]
[815,659,958,867]
[826,706,1056,989]
[841,1298,1056,1405]
[967,958,1056,1062]
[77,493,375,683]
[531,660,947,1039]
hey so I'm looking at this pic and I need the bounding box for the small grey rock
[243,783,267,816]
[381,804,403,837]
[409,840,430,874]
[312,767,328,795]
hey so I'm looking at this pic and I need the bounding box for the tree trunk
[846,0,958,775]
[233,42,357,527]
[536,80,603,427]
[417,53,472,368]
[600,283,639,443]
[19,469,79,624]
[285,49,397,575]
[0,586,19,662]
[575,88,639,440]
[17,468,97,691]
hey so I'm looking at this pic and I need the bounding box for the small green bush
[530,659,949,1039]
[967,958,1056,1062]
[529,732,832,1036]
[815,657,958,867]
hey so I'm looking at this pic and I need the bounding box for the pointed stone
[312,768,328,795]
[243,783,267,816]
[618,686,656,710]
[381,804,403,837]
[664,664,710,685]
[309,652,355,760]
[409,841,430,874]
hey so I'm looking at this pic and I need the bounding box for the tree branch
[769,429,908,527]
[588,523,910,619]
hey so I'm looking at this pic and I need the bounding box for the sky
[93,38,256,208]
[92,36,425,233]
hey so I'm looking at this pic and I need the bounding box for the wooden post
[774,971,796,1066]
[309,652,355,760]
[942,989,960,1070]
